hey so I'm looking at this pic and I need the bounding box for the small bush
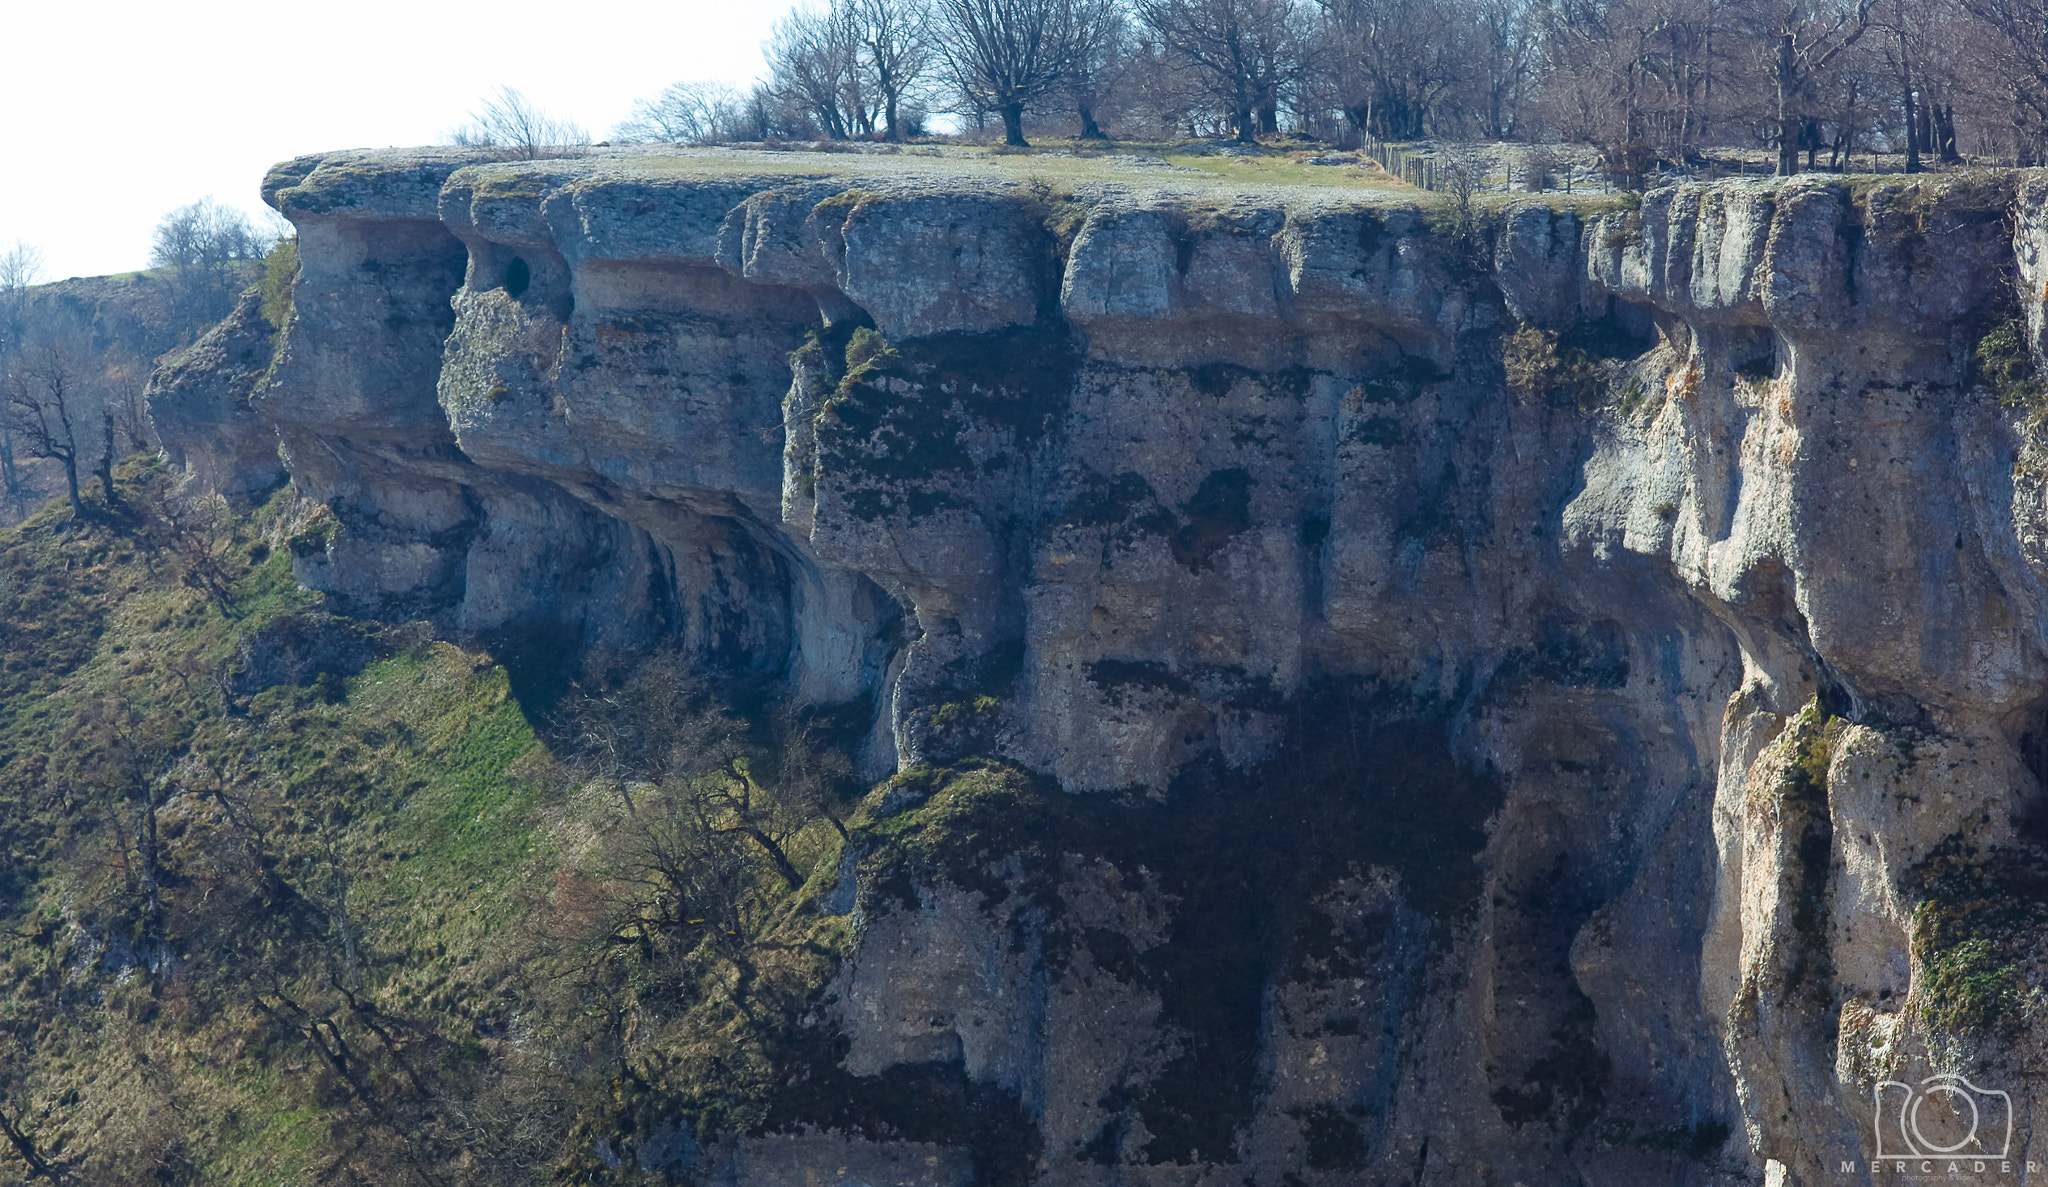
[1918,934,2022,1034]
[259,236,297,345]
[1975,317,2043,413]
[844,326,893,372]
[1599,190,1645,252]
[1502,316,1652,413]
[1503,326,1561,393]
[1504,325,1606,410]
[1426,164,1492,270]
[447,86,590,160]
[1910,844,2048,1041]
[1018,177,1091,263]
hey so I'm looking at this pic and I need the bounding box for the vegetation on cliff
[0,465,877,1185]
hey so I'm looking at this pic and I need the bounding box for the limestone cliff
[149,147,2048,1185]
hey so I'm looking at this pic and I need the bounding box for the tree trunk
[137,787,161,951]
[1900,47,1922,174]
[0,1106,55,1181]
[61,457,81,518]
[1257,103,1278,136]
[0,427,20,516]
[743,826,805,889]
[1776,33,1800,177]
[1078,102,1105,140]
[1936,105,1961,163]
[1001,101,1027,147]
[97,411,115,505]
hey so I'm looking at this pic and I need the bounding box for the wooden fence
[1361,139,1450,192]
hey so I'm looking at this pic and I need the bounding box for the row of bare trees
[604,0,2048,172]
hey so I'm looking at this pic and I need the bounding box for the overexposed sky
[3,0,786,280]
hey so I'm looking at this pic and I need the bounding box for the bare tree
[1650,0,1741,160]
[1875,0,1930,170]
[0,240,41,328]
[0,419,22,520]
[1143,0,1310,140]
[1800,26,1888,168]
[1063,0,1132,137]
[3,318,94,518]
[1533,0,1740,178]
[1470,0,1538,138]
[1958,0,2048,159]
[1320,0,1468,141]
[449,86,591,160]
[1731,0,1874,174]
[850,0,938,140]
[1104,29,1210,133]
[1902,0,1972,163]
[614,81,748,144]
[617,80,805,143]
[936,0,1092,145]
[771,3,873,138]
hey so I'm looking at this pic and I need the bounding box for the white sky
[2,0,788,281]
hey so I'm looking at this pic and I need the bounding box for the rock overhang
[125,144,2048,1183]
[260,145,1509,353]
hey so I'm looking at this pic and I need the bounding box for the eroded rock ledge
[150,147,2048,1185]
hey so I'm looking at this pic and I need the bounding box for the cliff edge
[147,144,2048,1185]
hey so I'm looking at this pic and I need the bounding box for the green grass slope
[0,464,874,1185]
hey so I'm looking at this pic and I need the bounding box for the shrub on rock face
[1976,317,2043,414]
[259,237,297,342]
[844,326,894,371]
[1503,325,1605,410]
[1503,325,1561,394]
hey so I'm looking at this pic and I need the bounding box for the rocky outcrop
[146,148,2048,1185]
[146,288,288,500]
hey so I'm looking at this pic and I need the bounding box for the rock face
[146,288,288,500]
[149,148,2048,1185]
